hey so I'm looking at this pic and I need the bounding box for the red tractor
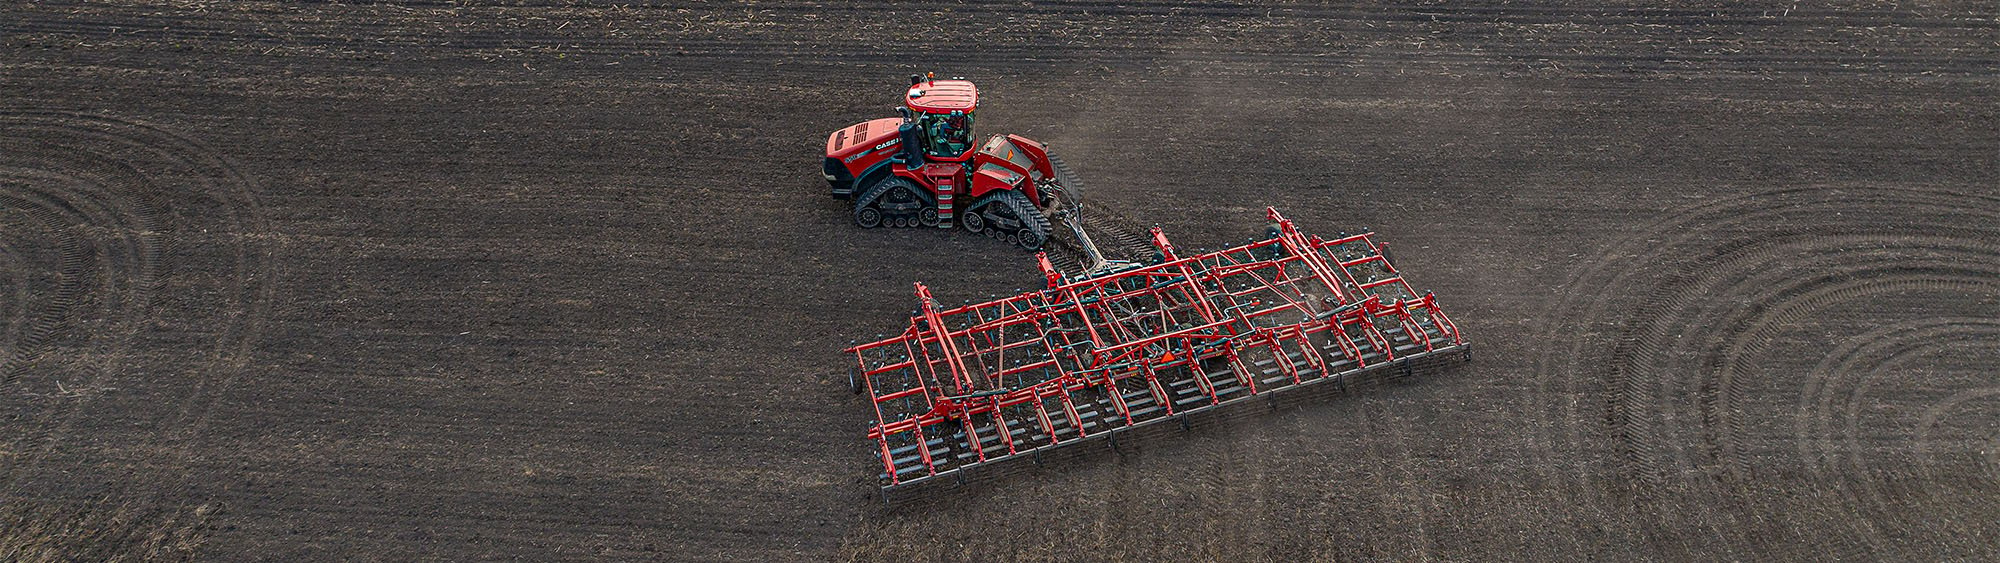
[823,73,1076,250]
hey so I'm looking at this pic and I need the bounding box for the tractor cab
[904,75,977,160]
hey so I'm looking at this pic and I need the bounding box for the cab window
[919,111,973,157]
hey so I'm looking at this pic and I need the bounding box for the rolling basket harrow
[845,208,1468,494]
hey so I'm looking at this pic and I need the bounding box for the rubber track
[977,190,1052,251]
[848,175,932,228]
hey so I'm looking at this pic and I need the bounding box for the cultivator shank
[846,208,1467,493]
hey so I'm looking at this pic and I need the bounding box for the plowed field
[3,2,1996,560]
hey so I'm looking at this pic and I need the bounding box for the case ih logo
[845,138,899,163]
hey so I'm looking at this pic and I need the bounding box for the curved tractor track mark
[1912,385,2000,481]
[0,178,96,387]
[1528,186,2000,558]
[0,242,24,357]
[0,111,273,521]
[1617,237,2000,487]
[0,157,164,388]
[0,162,163,485]
[1795,318,2000,558]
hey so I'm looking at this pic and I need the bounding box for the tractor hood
[825,118,905,159]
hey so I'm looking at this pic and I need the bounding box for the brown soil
[2,2,1996,560]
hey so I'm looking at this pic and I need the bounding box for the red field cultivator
[845,208,1469,495]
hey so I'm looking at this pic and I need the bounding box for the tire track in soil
[0,241,23,361]
[0,110,272,553]
[1796,318,2000,559]
[6,111,274,453]
[1796,319,1955,557]
[1710,256,2000,473]
[1361,396,1440,560]
[0,176,97,389]
[1183,430,1270,561]
[1628,238,2000,485]
[1687,264,2000,560]
[0,163,160,485]
[1611,225,2000,492]
[1527,185,2000,558]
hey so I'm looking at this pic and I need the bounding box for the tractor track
[0,183,91,388]
[0,242,22,365]
[1703,249,2000,474]
[0,110,272,556]
[1824,319,2000,555]
[0,161,159,494]
[1681,264,2000,560]
[1616,236,2000,489]
[1795,318,2000,559]
[1529,186,2000,559]
[1532,187,2000,448]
